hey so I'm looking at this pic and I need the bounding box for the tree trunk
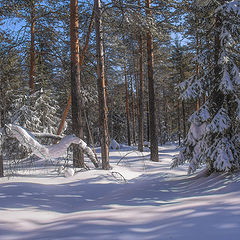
[137,0,144,152]
[56,94,72,136]
[29,0,35,94]
[94,0,110,170]
[177,101,181,146]
[182,100,186,139]
[211,2,224,113]
[146,99,150,142]
[130,76,136,145]
[124,63,131,146]
[195,15,200,111]
[137,34,144,152]
[70,0,84,168]
[145,0,158,161]
[57,9,94,137]
[84,110,99,165]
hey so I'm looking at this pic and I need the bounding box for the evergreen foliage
[173,0,240,173]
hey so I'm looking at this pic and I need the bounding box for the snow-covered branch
[5,124,99,168]
[32,132,63,140]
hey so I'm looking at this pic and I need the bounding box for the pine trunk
[29,0,35,94]
[131,76,136,145]
[94,0,110,170]
[146,100,150,142]
[70,0,84,168]
[212,4,224,111]
[138,34,144,152]
[195,15,200,111]
[56,95,72,136]
[57,10,94,137]
[145,0,158,162]
[124,63,131,146]
[177,101,181,146]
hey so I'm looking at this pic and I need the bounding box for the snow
[110,139,120,150]
[1,144,240,240]
[5,124,99,167]
[206,107,231,133]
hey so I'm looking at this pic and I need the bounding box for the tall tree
[124,62,131,146]
[56,9,95,137]
[130,75,136,145]
[137,0,144,152]
[29,0,35,94]
[70,0,84,168]
[94,0,110,170]
[145,0,158,161]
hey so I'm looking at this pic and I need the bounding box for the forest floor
[0,144,240,240]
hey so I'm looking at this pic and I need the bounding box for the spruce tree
[172,0,240,173]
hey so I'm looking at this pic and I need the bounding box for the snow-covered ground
[0,144,240,240]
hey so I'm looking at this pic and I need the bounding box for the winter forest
[0,0,240,239]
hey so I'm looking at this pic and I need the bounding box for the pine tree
[95,0,110,170]
[70,0,84,168]
[146,0,158,162]
[172,0,240,173]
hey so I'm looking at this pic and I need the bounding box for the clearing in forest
[0,144,240,240]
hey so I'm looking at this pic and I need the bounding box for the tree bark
[57,9,94,137]
[56,94,72,136]
[145,0,158,161]
[29,0,35,94]
[70,0,84,168]
[84,110,99,164]
[130,76,136,145]
[177,101,181,146]
[195,15,200,111]
[137,34,144,152]
[137,0,144,152]
[146,98,150,142]
[124,63,131,146]
[94,0,110,170]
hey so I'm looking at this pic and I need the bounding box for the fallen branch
[32,132,63,140]
[5,124,99,168]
